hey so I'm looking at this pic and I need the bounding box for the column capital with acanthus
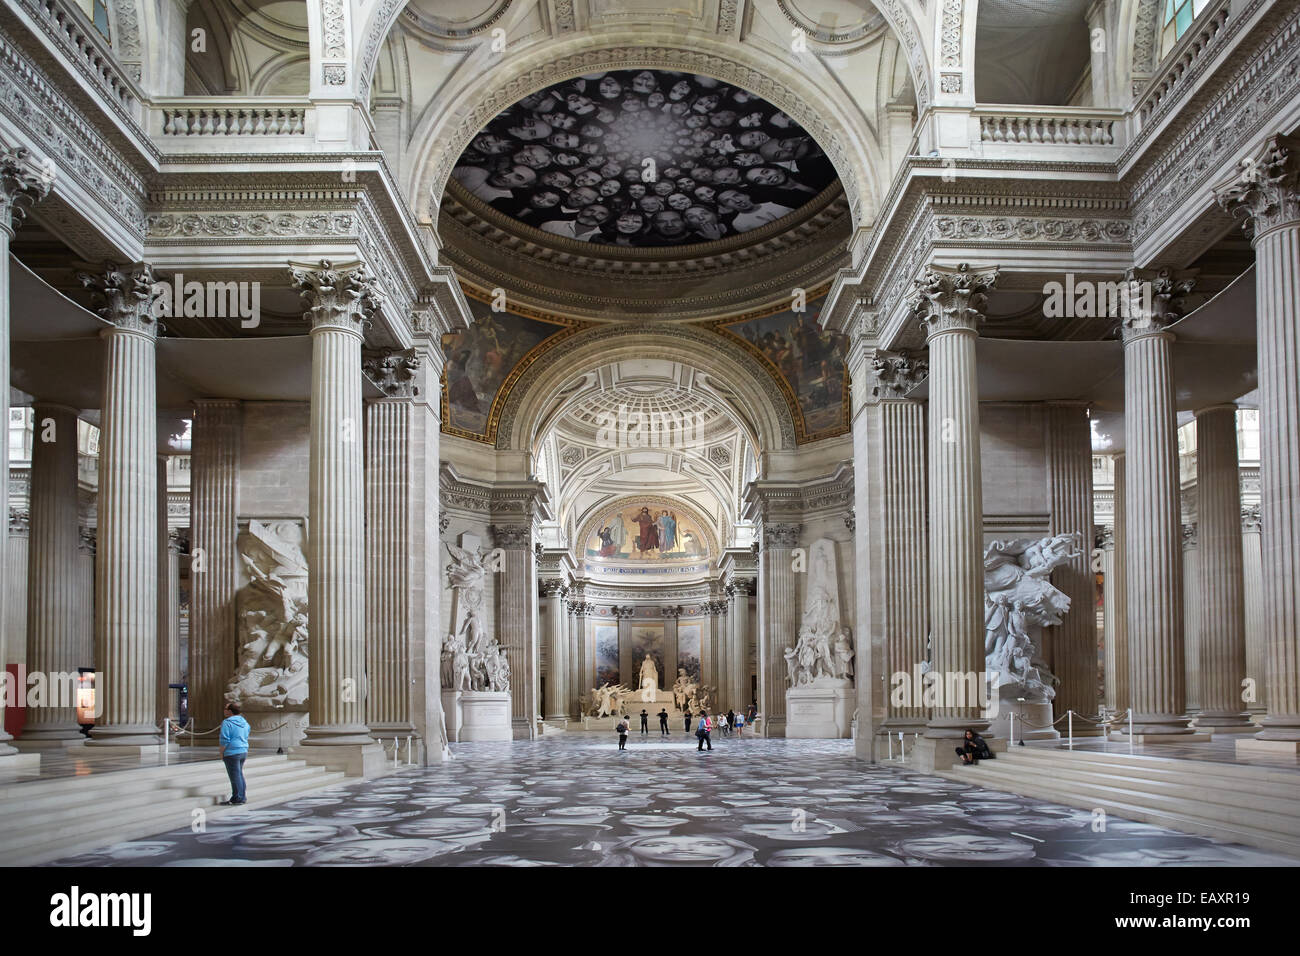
[911,262,998,340]
[1215,134,1300,242]
[761,523,800,551]
[362,347,421,397]
[869,348,929,399]
[289,259,378,334]
[1120,268,1197,343]
[0,145,53,237]
[76,262,163,337]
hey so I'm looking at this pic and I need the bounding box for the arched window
[74,0,112,44]
[1161,0,1213,57]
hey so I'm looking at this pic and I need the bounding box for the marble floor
[45,734,1300,867]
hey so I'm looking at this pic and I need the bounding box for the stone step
[937,761,1300,856]
[992,751,1300,801]
[181,763,344,803]
[0,754,286,802]
[0,790,201,861]
[973,759,1300,824]
[1009,746,1300,786]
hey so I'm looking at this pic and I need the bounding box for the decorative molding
[321,0,347,59]
[934,215,1131,244]
[147,211,357,240]
[289,259,378,333]
[940,0,963,69]
[76,261,161,335]
[1215,134,1300,239]
[363,348,421,397]
[0,144,53,234]
[912,262,999,339]
[844,511,856,534]
[438,514,451,533]
[322,65,347,86]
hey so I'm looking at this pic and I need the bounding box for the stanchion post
[1068,710,1074,750]
[1128,708,1133,754]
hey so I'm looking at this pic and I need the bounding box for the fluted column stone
[1216,135,1300,748]
[1182,524,1201,713]
[0,145,52,754]
[1241,506,1265,715]
[19,405,82,744]
[1105,455,1129,712]
[1194,406,1254,729]
[290,260,382,767]
[1046,404,1100,729]
[913,263,997,745]
[188,399,240,734]
[78,263,163,748]
[758,522,799,736]
[493,524,537,738]
[1120,267,1196,736]
[541,581,568,720]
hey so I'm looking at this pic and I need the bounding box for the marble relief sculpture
[444,544,511,693]
[588,681,633,717]
[783,539,854,687]
[982,533,1080,702]
[227,521,310,711]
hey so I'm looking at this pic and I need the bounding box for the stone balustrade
[976,109,1122,147]
[1136,0,1231,128]
[154,101,310,138]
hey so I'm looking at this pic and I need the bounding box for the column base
[78,744,179,760]
[923,717,991,739]
[86,725,165,748]
[761,717,785,738]
[1235,737,1300,755]
[0,751,40,773]
[293,741,387,777]
[13,735,86,751]
[1108,732,1213,744]
[1192,714,1259,734]
[910,734,1006,772]
[880,718,928,736]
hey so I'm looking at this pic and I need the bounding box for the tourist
[218,701,250,806]
[696,710,713,752]
[726,709,736,736]
[639,709,649,735]
[956,728,994,765]
[658,709,669,735]
[683,710,692,734]
[734,712,744,735]
[617,715,630,751]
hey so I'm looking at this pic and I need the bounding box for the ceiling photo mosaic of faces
[451,69,837,248]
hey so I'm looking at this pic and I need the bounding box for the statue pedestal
[786,678,854,738]
[442,690,511,742]
[990,697,1060,742]
[243,709,309,748]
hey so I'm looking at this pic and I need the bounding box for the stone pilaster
[188,399,240,734]
[161,529,183,723]
[1104,455,1129,712]
[1241,506,1265,715]
[758,522,799,736]
[725,583,751,715]
[19,405,82,745]
[661,605,679,700]
[365,392,415,740]
[1194,406,1253,730]
[541,580,568,720]
[76,529,95,682]
[290,260,383,771]
[913,263,997,745]
[1182,523,1201,714]
[1046,404,1100,730]
[1216,135,1300,748]
[571,597,592,712]
[78,262,163,748]
[493,524,537,738]
[0,145,52,755]
[1120,267,1196,735]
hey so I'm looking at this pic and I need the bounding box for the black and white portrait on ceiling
[450,69,837,248]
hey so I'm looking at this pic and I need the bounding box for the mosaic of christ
[587,505,709,564]
[450,69,837,247]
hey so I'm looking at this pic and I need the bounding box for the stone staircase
[934,747,1300,857]
[0,754,349,866]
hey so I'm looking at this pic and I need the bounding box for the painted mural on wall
[677,623,702,684]
[595,624,620,688]
[449,69,837,248]
[441,290,574,441]
[582,500,713,579]
[713,290,850,442]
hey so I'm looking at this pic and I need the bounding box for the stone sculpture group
[443,543,512,693]
[783,540,854,687]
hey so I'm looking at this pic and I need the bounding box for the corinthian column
[188,399,240,734]
[541,580,568,720]
[912,263,997,759]
[758,522,799,736]
[1047,403,1100,730]
[363,352,419,742]
[1121,267,1196,737]
[0,145,51,756]
[78,263,163,749]
[1217,135,1300,751]
[1194,405,1253,730]
[290,260,383,771]
[1105,454,1129,712]
[18,405,82,745]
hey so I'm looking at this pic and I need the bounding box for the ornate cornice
[289,259,378,334]
[363,348,421,397]
[1215,134,1300,241]
[911,262,999,339]
[76,261,161,335]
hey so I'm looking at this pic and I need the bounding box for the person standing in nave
[658,708,670,735]
[640,709,649,735]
